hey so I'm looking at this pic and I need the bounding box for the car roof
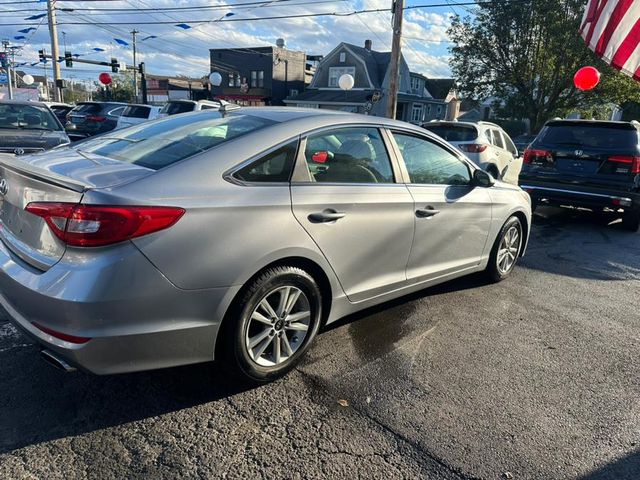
[545,119,636,128]
[0,99,48,107]
[424,120,500,129]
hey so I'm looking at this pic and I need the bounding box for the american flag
[581,0,640,79]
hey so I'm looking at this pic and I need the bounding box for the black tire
[219,266,322,383]
[621,211,640,232]
[486,216,524,282]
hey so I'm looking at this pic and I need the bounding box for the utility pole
[46,0,62,102]
[131,29,139,102]
[1,40,13,100]
[42,51,50,101]
[386,0,404,119]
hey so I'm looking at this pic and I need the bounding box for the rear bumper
[521,182,640,211]
[0,239,241,374]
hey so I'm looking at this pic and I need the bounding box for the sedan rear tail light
[523,148,552,164]
[32,322,91,344]
[458,143,488,153]
[609,155,640,174]
[25,203,185,247]
[86,115,106,122]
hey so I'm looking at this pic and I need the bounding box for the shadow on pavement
[578,450,640,480]
[520,206,639,281]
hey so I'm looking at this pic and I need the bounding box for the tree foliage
[448,0,640,131]
[94,71,135,102]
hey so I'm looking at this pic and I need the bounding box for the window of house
[437,105,442,116]
[392,133,471,186]
[411,77,422,92]
[411,104,424,123]
[339,52,346,62]
[233,141,298,183]
[250,71,264,88]
[230,73,241,87]
[303,127,394,183]
[328,66,355,87]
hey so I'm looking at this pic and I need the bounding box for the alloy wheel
[497,225,521,275]
[245,286,311,367]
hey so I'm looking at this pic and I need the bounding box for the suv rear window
[423,125,478,142]
[72,103,101,114]
[122,105,150,119]
[73,112,276,170]
[160,101,195,115]
[538,123,638,149]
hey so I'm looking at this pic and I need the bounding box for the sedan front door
[290,126,415,303]
[389,131,492,284]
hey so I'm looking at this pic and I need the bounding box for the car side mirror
[473,169,495,188]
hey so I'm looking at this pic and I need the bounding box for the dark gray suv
[65,101,127,140]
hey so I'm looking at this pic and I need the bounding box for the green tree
[94,71,135,102]
[448,0,640,131]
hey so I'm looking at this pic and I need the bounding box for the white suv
[422,121,520,182]
[157,99,224,118]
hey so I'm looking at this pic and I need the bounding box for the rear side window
[72,112,277,170]
[303,127,395,184]
[122,105,151,118]
[423,125,478,142]
[234,141,298,183]
[108,106,125,117]
[538,124,638,149]
[491,129,505,149]
[160,102,195,115]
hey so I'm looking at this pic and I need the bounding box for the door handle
[415,207,440,218]
[308,209,346,223]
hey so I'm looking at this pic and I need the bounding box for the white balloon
[22,74,34,85]
[338,73,354,91]
[209,71,222,87]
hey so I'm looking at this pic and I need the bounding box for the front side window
[328,66,355,87]
[303,127,394,184]
[234,141,298,183]
[392,133,471,186]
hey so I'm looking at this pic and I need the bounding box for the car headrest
[335,139,373,163]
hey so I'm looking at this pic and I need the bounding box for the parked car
[0,108,531,382]
[42,102,74,124]
[422,121,520,181]
[115,104,162,129]
[157,99,223,118]
[65,101,127,140]
[0,100,70,155]
[520,119,640,231]
[512,133,537,156]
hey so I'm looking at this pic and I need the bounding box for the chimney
[364,39,372,51]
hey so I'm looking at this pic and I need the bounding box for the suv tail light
[608,155,640,174]
[458,143,488,153]
[523,148,552,164]
[25,203,185,247]
[86,115,106,122]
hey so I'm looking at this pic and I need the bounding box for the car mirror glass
[473,169,495,188]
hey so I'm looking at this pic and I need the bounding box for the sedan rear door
[388,131,492,284]
[290,126,415,303]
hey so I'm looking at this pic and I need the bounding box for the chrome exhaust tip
[41,349,77,372]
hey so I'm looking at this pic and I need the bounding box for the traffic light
[138,62,145,75]
[64,51,72,67]
[110,57,118,73]
[0,52,7,69]
[38,49,45,62]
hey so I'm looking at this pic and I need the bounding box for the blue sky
[0,0,463,83]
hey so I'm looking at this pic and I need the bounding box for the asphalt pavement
[0,206,638,479]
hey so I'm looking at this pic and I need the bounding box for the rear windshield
[538,124,638,149]
[72,112,276,170]
[122,105,150,119]
[72,103,101,114]
[160,101,195,115]
[423,125,478,142]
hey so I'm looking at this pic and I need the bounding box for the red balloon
[98,72,112,85]
[574,66,600,91]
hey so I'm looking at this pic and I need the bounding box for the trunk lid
[0,150,154,270]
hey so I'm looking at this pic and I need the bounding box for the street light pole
[1,41,14,100]
[131,29,139,102]
[386,0,404,119]
[47,0,62,102]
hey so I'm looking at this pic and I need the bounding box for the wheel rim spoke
[273,334,282,364]
[284,289,301,315]
[253,335,272,360]
[282,333,294,356]
[286,311,310,323]
[286,322,308,332]
[248,327,271,349]
[276,286,291,317]
[251,311,272,325]
[259,298,278,319]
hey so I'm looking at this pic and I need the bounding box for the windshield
[0,104,62,131]
[72,112,276,170]
[122,105,151,119]
[160,101,196,115]
[72,103,102,114]
[538,124,638,149]
[423,125,478,142]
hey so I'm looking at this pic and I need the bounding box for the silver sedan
[0,108,531,382]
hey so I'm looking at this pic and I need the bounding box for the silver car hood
[0,149,154,192]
